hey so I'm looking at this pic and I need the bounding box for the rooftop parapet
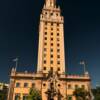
[67,74,90,79]
[60,74,91,81]
[10,71,44,79]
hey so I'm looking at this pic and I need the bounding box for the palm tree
[73,88,90,100]
[28,88,42,100]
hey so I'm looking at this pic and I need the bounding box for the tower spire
[45,0,56,7]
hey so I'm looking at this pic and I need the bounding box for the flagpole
[15,58,18,71]
[13,58,18,71]
[83,62,86,75]
[80,60,86,75]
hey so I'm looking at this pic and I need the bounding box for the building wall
[8,72,91,100]
[8,78,42,100]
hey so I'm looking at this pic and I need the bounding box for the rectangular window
[58,67,60,71]
[51,43,53,46]
[51,55,53,58]
[51,28,53,30]
[57,33,59,36]
[24,83,28,88]
[57,23,59,26]
[51,22,53,26]
[57,28,59,31]
[57,55,60,58]
[32,83,35,88]
[68,84,72,89]
[15,94,20,100]
[75,85,78,89]
[51,32,53,35]
[81,85,85,89]
[23,95,28,100]
[44,37,47,40]
[45,12,47,14]
[16,83,20,87]
[57,61,60,64]
[45,32,47,35]
[44,53,46,57]
[56,13,58,16]
[51,49,53,52]
[51,13,53,16]
[43,67,46,70]
[50,67,53,71]
[44,48,47,51]
[57,49,60,52]
[51,60,53,64]
[44,60,46,64]
[57,38,60,41]
[44,43,47,45]
[51,38,53,41]
[57,44,60,46]
[45,22,47,25]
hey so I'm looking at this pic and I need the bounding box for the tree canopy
[28,88,42,100]
[92,87,100,100]
[73,88,90,100]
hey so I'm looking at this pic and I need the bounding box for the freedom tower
[37,0,65,74]
[7,0,92,100]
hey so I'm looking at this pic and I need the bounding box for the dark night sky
[0,0,100,88]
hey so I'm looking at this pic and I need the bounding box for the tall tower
[37,0,65,74]
[7,1,91,100]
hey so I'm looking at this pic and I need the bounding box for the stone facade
[7,0,91,100]
[37,0,65,74]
